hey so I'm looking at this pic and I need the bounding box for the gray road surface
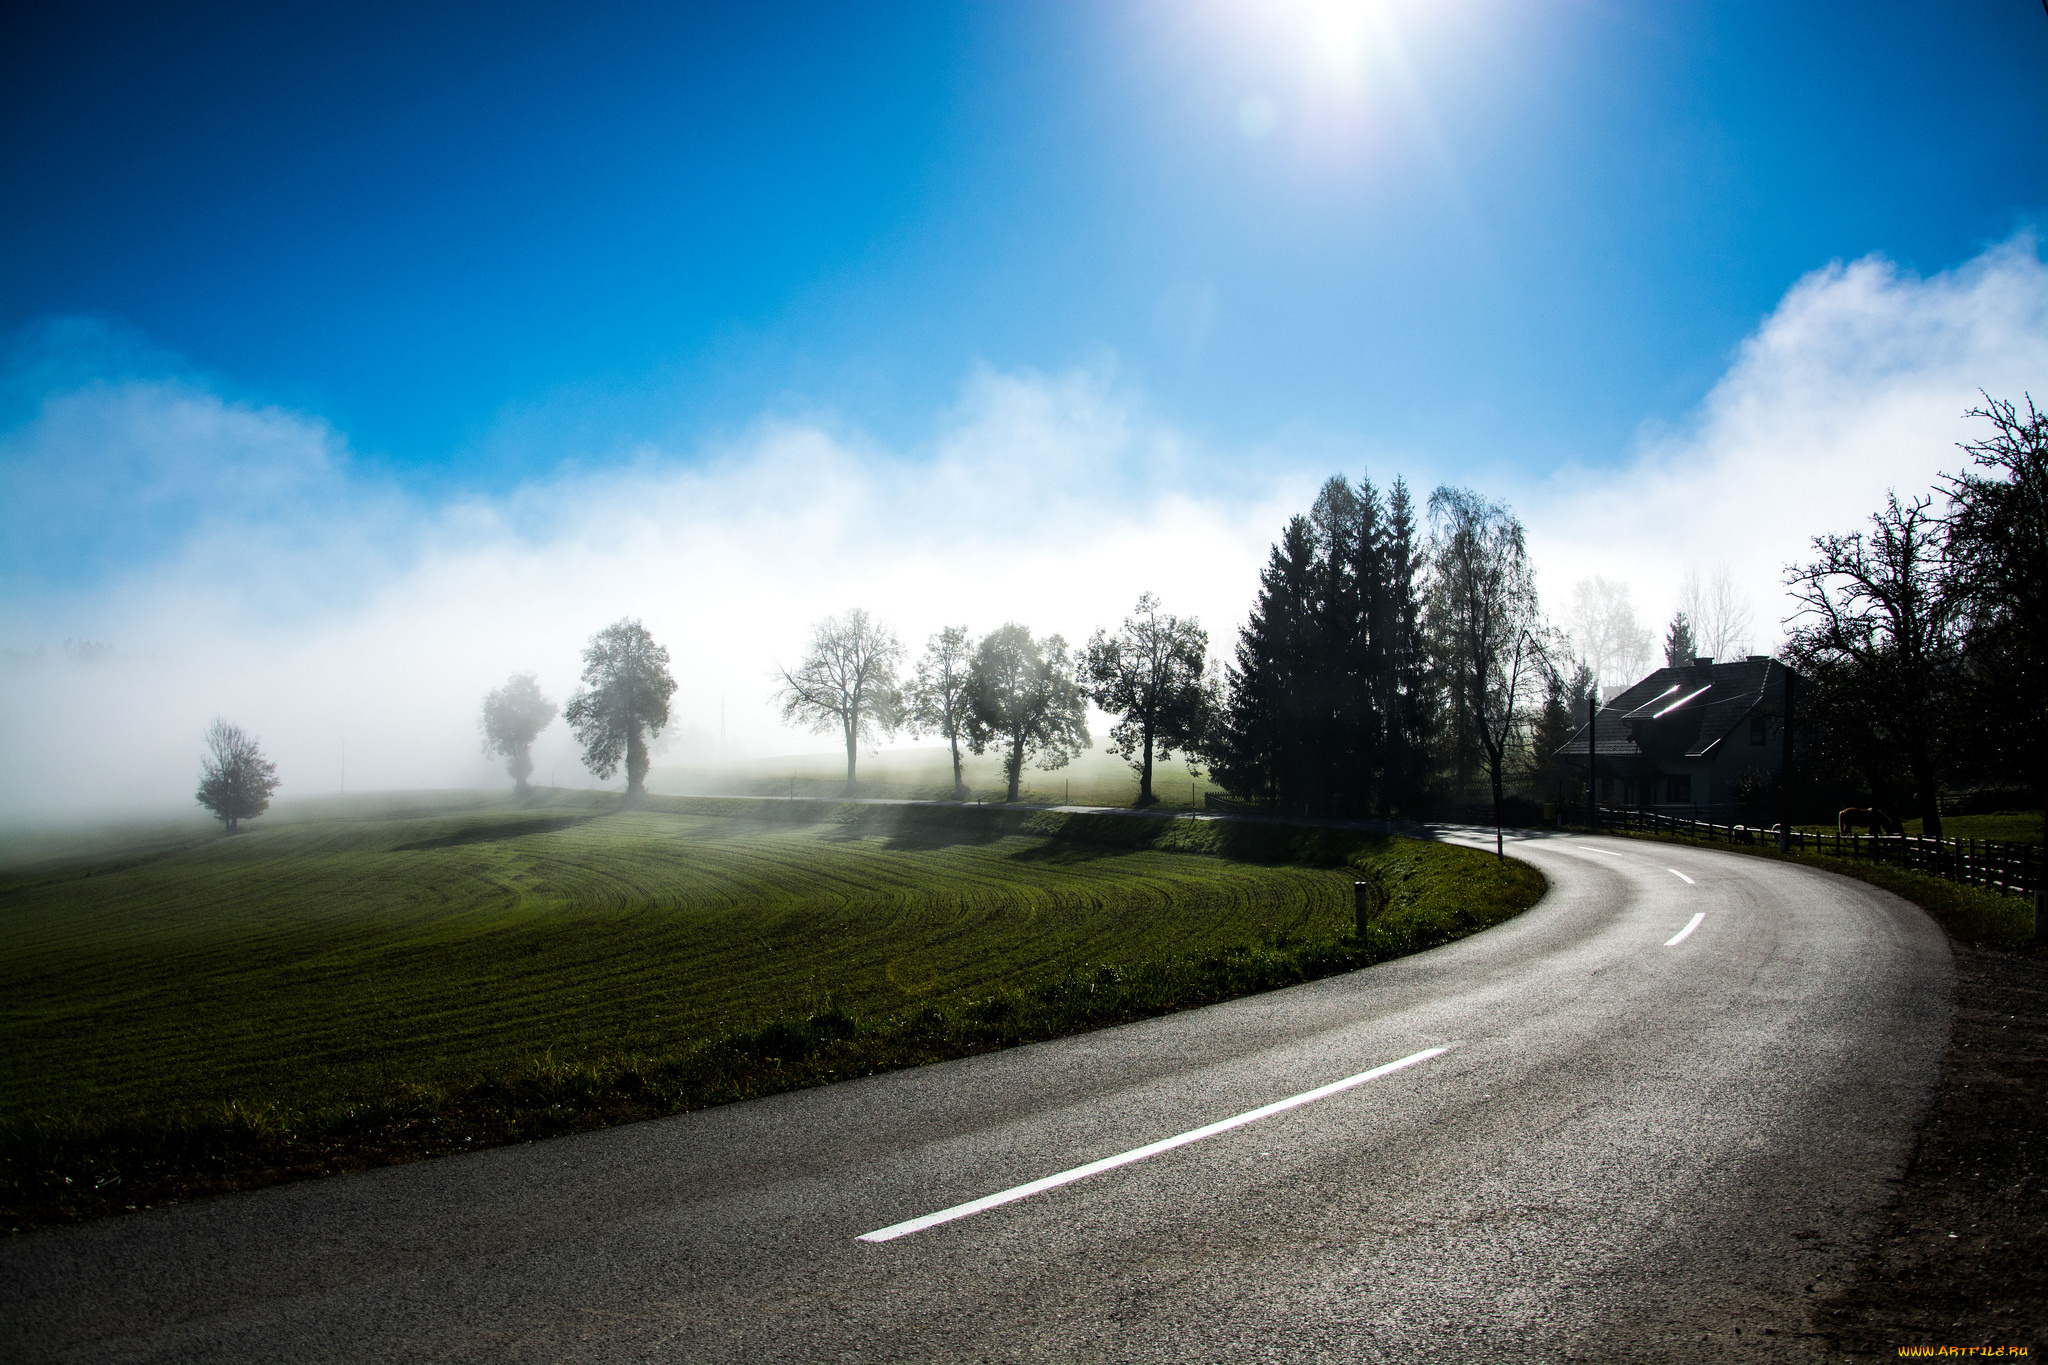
[0,828,1953,1362]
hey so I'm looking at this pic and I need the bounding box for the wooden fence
[1592,806,2042,898]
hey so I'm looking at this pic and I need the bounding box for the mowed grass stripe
[1,805,1354,1125]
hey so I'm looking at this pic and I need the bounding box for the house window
[1750,715,1767,745]
[1667,775,1692,803]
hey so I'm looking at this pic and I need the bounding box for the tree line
[1781,392,2046,840]
[193,387,2042,839]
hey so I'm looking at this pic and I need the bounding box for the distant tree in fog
[1566,576,1651,694]
[906,625,974,799]
[964,623,1089,803]
[480,673,557,796]
[773,609,904,792]
[564,619,676,799]
[1677,564,1755,661]
[1082,593,1213,807]
[195,719,280,834]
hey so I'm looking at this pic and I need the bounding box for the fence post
[2035,846,2044,943]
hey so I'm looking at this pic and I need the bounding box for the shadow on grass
[1005,841,1126,865]
[878,822,1013,853]
[393,815,597,851]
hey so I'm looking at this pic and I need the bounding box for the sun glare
[1266,0,1412,87]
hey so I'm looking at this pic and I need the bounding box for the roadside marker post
[1354,876,1386,938]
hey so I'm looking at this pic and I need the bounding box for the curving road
[0,828,1953,1362]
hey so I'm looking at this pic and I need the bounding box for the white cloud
[4,235,2043,821]
[1519,235,2048,657]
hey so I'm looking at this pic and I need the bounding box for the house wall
[1593,705,1783,811]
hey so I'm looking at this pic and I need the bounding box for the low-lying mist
[4,238,2042,827]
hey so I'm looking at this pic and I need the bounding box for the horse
[1838,807,1900,837]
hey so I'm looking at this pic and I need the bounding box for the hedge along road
[0,828,1951,1363]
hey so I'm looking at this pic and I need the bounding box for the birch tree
[1425,487,1545,854]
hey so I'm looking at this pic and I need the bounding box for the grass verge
[0,802,1542,1232]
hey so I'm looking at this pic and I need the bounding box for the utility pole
[1778,664,1796,853]
[1586,695,1598,829]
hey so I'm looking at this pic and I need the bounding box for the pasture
[1899,811,2043,843]
[0,792,1542,1226]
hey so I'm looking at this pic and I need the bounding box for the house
[1553,655,1801,812]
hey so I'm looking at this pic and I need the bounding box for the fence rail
[1590,806,2042,898]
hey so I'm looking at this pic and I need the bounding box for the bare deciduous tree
[1083,593,1212,806]
[774,609,904,792]
[1677,563,1756,661]
[564,619,676,798]
[1784,493,1958,835]
[906,625,974,799]
[1567,576,1651,695]
[1426,487,1545,855]
[195,718,280,833]
[1944,391,2048,846]
[480,673,557,795]
[964,622,1090,803]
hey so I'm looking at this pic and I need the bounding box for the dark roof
[1555,656,1795,763]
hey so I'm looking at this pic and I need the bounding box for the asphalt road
[0,827,1954,1363]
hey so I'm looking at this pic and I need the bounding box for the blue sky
[7,1,2041,488]
[3,1,2047,812]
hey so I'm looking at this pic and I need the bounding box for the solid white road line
[1668,868,1695,885]
[856,1046,1451,1244]
[1665,912,1706,946]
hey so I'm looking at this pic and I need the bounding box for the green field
[0,792,1542,1227]
[1900,811,2044,843]
[1792,812,2043,843]
[2,794,1354,1124]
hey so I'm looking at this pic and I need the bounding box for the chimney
[1693,656,1713,669]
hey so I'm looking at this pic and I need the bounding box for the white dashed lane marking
[857,1047,1452,1243]
[1665,913,1705,947]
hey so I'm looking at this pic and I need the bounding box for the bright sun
[1267,0,1408,84]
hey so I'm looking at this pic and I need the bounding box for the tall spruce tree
[1380,478,1435,815]
[1215,515,1317,807]
[1308,476,1377,813]
[1215,473,1433,816]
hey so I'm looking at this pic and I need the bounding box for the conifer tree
[1663,613,1697,667]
